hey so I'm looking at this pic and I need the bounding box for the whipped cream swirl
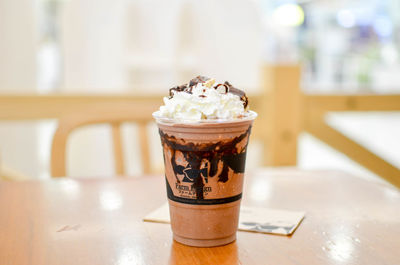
[154,76,249,121]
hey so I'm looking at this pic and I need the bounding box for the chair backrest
[51,103,155,177]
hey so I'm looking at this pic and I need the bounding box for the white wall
[60,0,128,92]
[0,0,37,90]
[58,0,263,177]
[0,0,41,177]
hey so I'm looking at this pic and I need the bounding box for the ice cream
[154,76,250,121]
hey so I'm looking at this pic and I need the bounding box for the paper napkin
[144,203,304,236]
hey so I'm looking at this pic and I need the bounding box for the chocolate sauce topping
[168,76,249,109]
[214,83,229,94]
[159,126,252,200]
[169,84,187,98]
[224,81,249,109]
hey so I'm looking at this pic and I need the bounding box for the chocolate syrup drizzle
[159,126,252,200]
[168,76,249,109]
[224,81,249,109]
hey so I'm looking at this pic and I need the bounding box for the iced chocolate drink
[153,76,256,247]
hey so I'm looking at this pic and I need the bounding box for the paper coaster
[144,203,304,236]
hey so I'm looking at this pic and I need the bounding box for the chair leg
[112,123,125,176]
[138,123,151,175]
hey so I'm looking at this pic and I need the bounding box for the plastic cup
[154,111,257,247]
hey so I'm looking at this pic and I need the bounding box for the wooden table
[0,169,399,265]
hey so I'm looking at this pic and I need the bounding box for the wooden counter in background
[1,65,400,186]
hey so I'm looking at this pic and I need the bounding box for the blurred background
[1,0,399,185]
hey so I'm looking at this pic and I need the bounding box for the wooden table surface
[0,169,399,265]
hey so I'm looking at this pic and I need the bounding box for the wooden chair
[0,164,30,181]
[50,103,155,177]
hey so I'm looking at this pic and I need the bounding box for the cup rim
[152,110,257,124]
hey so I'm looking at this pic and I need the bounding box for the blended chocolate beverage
[153,76,256,247]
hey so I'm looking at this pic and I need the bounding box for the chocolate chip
[189,76,210,87]
[186,86,194,94]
